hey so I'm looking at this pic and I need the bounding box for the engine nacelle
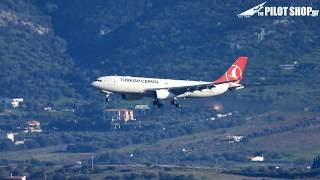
[121,94,144,101]
[155,89,172,100]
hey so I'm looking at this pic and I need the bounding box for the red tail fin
[213,56,248,84]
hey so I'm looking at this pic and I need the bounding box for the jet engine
[121,94,144,101]
[155,89,172,100]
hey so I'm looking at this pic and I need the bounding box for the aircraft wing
[144,83,214,96]
[145,80,237,96]
[166,83,216,95]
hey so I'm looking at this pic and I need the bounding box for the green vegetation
[312,155,320,169]
[225,166,320,179]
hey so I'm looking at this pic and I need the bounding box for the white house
[4,175,27,180]
[24,120,42,133]
[44,106,55,112]
[11,98,23,108]
[227,135,245,143]
[249,154,264,162]
[6,132,25,145]
[217,112,233,118]
[6,132,16,142]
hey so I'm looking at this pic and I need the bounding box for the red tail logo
[213,56,248,84]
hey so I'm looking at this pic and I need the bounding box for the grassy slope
[1,111,319,165]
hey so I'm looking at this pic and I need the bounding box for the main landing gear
[153,98,181,108]
[171,98,181,108]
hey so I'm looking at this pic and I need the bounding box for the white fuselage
[92,76,230,99]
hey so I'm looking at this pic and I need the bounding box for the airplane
[91,56,248,108]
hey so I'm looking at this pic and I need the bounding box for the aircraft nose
[91,81,98,88]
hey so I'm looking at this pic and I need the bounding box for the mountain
[0,0,320,178]
[0,0,319,110]
[0,0,318,116]
[35,0,320,109]
[0,0,93,108]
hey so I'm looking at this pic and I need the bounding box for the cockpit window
[95,79,102,82]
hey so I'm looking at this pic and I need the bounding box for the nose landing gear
[105,94,111,102]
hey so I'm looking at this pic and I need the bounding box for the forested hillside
[0,0,88,108]
[37,0,320,110]
[0,0,319,109]
[38,0,320,77]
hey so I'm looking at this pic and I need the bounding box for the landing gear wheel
[171,98,180,108]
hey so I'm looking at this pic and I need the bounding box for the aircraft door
[113,77,116,88]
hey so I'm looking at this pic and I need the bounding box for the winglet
[213,56,248,84]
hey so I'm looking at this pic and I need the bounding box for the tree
[0,139,15,151]
[312,155,320,169]
[53,174,67,180]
